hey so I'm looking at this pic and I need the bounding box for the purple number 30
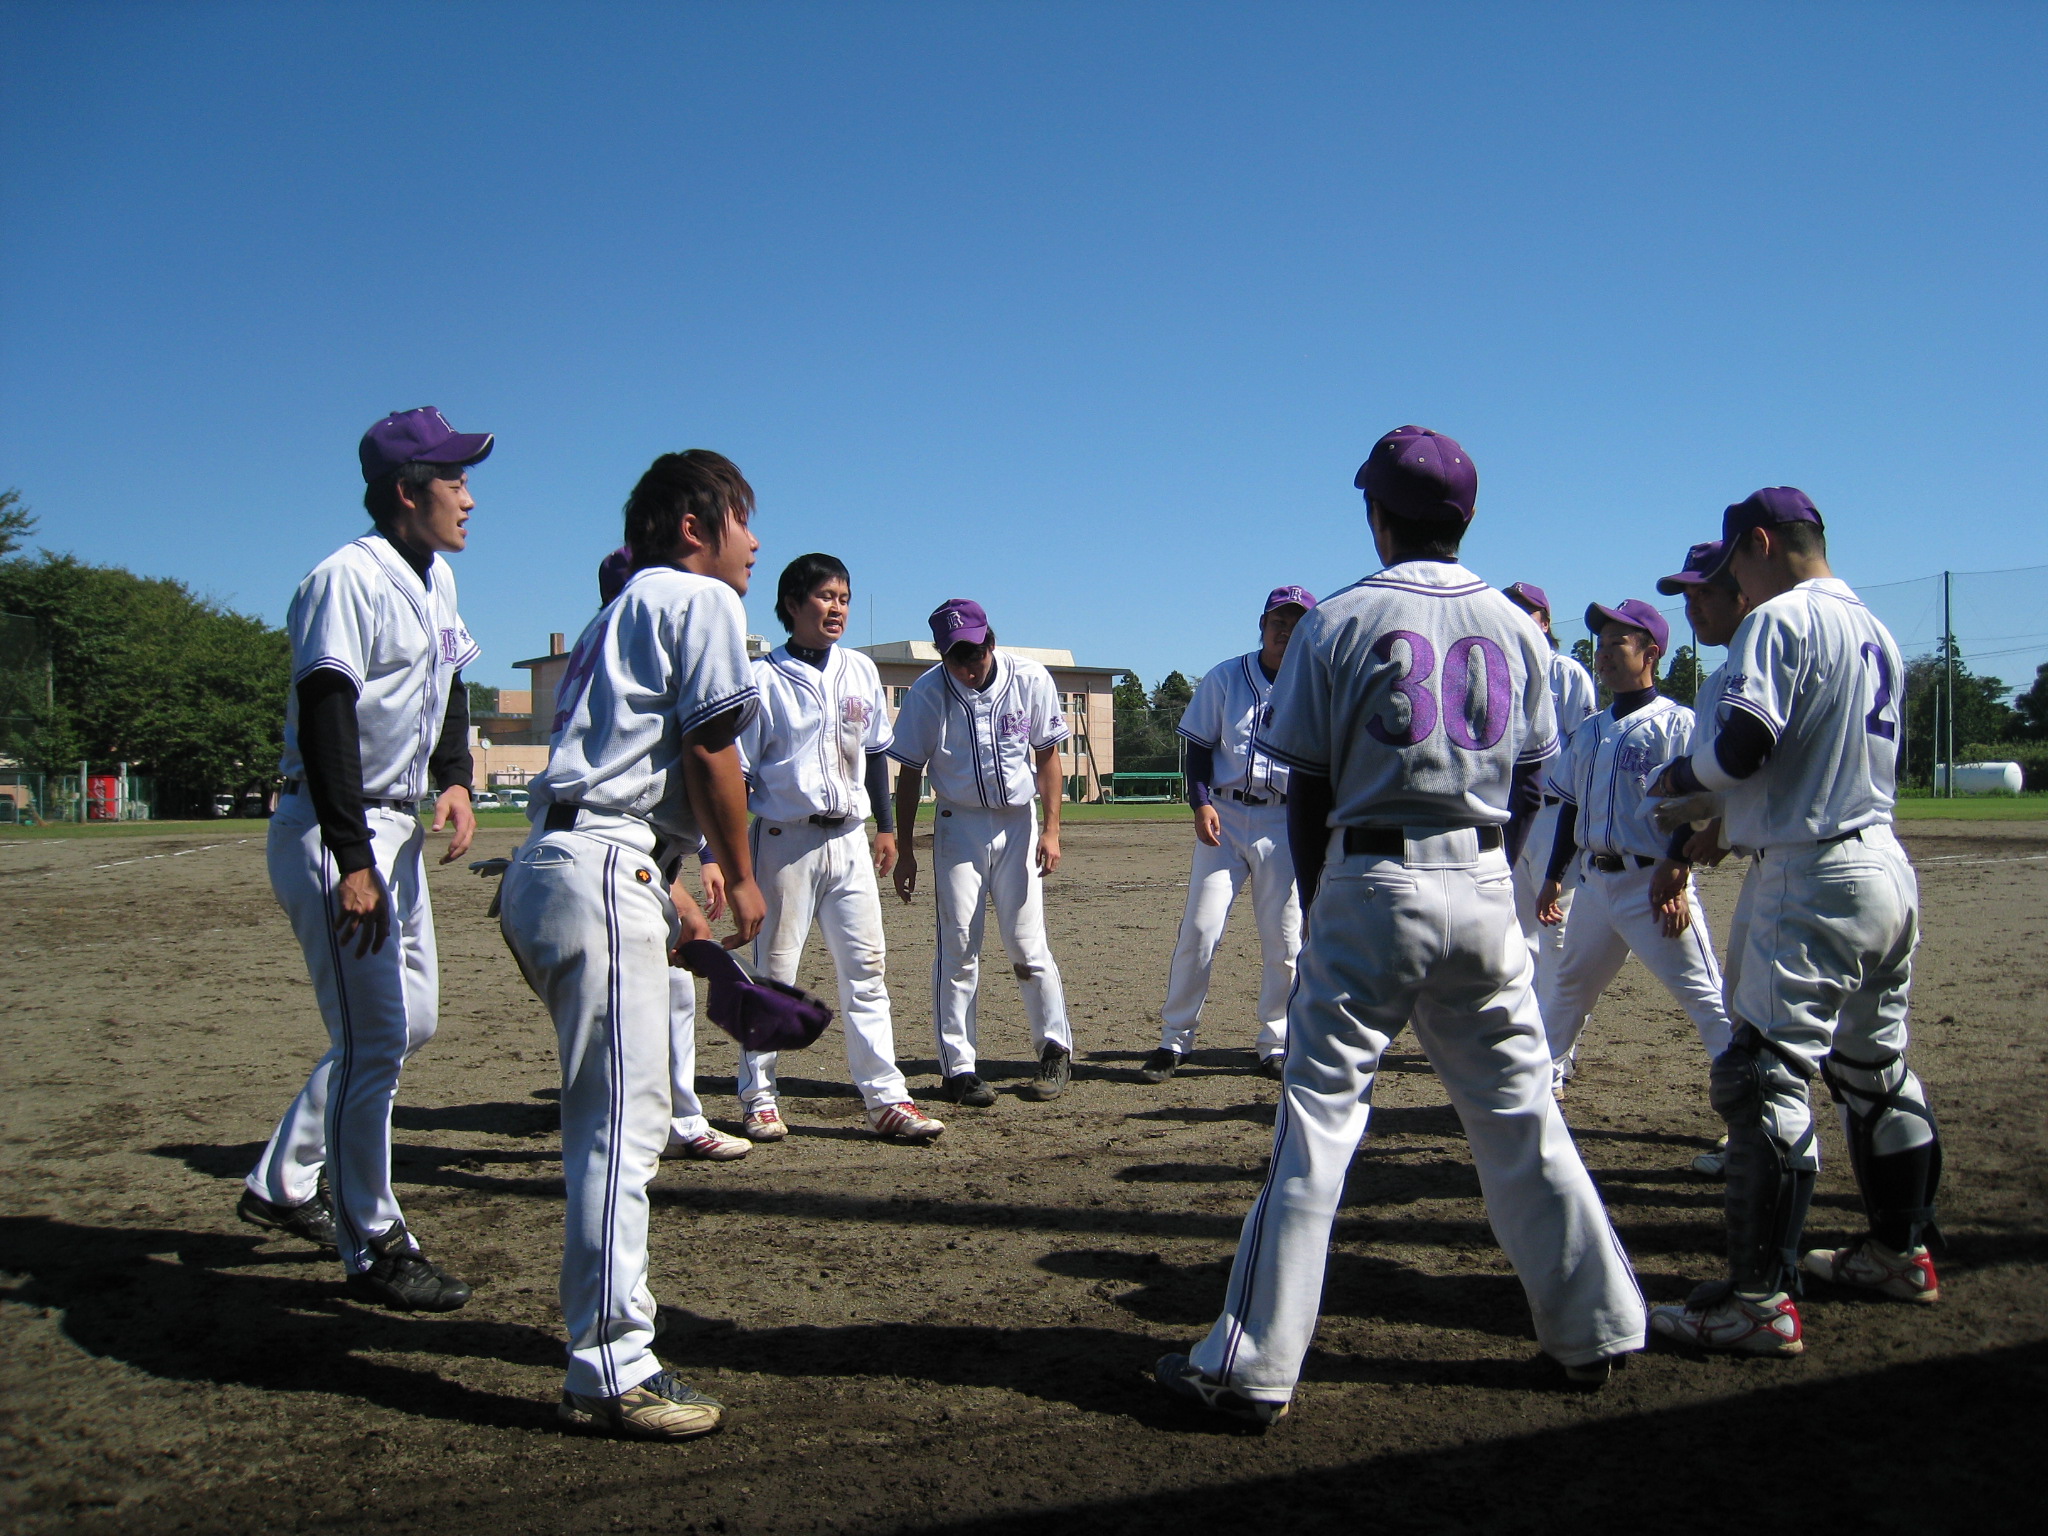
[1367,630,1511,750]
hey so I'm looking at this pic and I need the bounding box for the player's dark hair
[775,553,851,632]
[1371,504,1464,562]
[623,450,754,568]
[363,461,451,528]
[1771,521,1828,560]
[944,633,996,666]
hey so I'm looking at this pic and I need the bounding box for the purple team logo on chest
[999,709,1031,742]
[842,697,871,726]
[439,627,462,664]
[1615,741,1662,776]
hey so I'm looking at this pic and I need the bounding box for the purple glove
[676,940,834,1052]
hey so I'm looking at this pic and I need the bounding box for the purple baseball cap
[677,940,834,1053]
[1263,585,1317,615]
[359,406,494,484]
[928,598,990,650]
[597,544,634,606]
[1656,541,1726,597]
[1701,487,1823,581]
[1584,598,1670,654]
[1503,581,1550,616]
[1354,426,1478,524]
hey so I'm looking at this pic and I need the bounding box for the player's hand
[1536,878,1565,926]
[1193,803,1222,847]
[700,859,728,921]
[894,845,918,903]
[1652,791,1718,834]
[333,865,391,958]
[670,879,714,950]
[1683,821,1729,867]
[432,784,476,862]
[1651,859,1692,937]
[872,831,898,878]
[1037,827,1061,876]
[723,876,765,949]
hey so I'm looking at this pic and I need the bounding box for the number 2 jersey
[1258,560,1558,829]
[1690,576,1903,849]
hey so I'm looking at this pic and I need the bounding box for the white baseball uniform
[1160,652,1301,1059]
[247,534,477,1274]
[735,644,909,1111]
[887,650,1074,1077]
[1190,561,1644,1402]
[500,565,757,1402]
[1512,648,1597,992]
[1539,695,1731,1083]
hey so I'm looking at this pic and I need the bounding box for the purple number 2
[1367,630,1511,750]
[1861,641,1896,740]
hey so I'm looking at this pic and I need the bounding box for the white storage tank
[1932,761,2023,796]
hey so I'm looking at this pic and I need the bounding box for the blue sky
[4,1,2046,694]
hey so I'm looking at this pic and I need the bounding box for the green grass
[1892,793,2048,821]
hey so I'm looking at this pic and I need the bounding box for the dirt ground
[3,817,2045,1535]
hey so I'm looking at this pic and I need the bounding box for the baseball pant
[1511,798,1576,1005]
[1191,829,1646,1401]
[1159,798,1300,1059]
[667,968,711,1143]
[247,792,438,1275]
[1539,858,1731,1076]
[499,811,673,1402]
[1719,855,1757,1013]
[739,818,909,1111]
[930,801,1074,1078]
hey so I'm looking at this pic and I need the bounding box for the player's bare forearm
[679,736,762,946]
[669,878,714,950]
[892,766,922,901]
[432,783,475,862]
[1034,745,1063,874]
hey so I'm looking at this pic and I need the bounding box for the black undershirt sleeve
[430,671,474,794]
[1504,757,1543,865]
[1286,772,1335,910]
[1545,802,1580,883]
[1183,742,1216,809]
[866,751,896,834]
[296,667,375,876]
[1665,824,1694,863]
[1713,708,1776,780]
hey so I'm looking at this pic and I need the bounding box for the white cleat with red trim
[1801,1237,1940,1303]
[661,1127,751,1162]
[1650,1281,1804,1356]
[866,1101,946,1140]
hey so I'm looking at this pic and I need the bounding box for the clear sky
[4,1,2046,694]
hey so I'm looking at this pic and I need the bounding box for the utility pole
[1943,570,1955,798]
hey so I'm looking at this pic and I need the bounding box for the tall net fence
[0,611,49,760]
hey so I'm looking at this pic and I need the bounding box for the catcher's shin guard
[1711,1027,1818,1296]
[1823,1045,1943,1253]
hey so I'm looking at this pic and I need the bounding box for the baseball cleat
[1255,1054,1285,1082]
[866,1101,946,1140]
[237,1183,339,1250]
[1649,1281,1801,1356]
[1558,1351,1630,1389]
[662,1127,751,1162]
[1800,1237,1940,1304]
[343,1222,471,1312]
[1022,1043,1072,1101]
[1153,1353,1288,1426]
[1139,1049,1180,1083]
[741,1106,789,1142]
[559,1369,725,1441]
[1690,1133,1731,1178]
[944,1072,996,1107]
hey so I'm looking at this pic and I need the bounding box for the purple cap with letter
[1655,541,1725,597]
[1263,585,1317,615]
[1503,581,1550,616]
[1584,598,1670,655]
[1354,425,1478,524]
[359,406,494,484]
[928,598,990,650]
[1701,487,1823,581]
[597,544,633,606]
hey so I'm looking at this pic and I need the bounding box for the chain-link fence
[0,612,50,761]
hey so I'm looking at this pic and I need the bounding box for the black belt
[280,779,413,811]
[1343,824,1502,858]
[544,802,585,832]
[1542,794,1562,807]
[1589,852,1657,872]
[1226,788,1286,806]
[809,813,852,827]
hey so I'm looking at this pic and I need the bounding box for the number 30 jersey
[1693,577,1902,850]
[1258,560,1557,830]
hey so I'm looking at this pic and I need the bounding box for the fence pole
[1942,570,1955,798]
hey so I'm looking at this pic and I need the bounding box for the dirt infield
[3,819,2045,1534]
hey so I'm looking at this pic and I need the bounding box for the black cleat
[945,1072,996,1108]
[237,1181,339,1250]
[344,1221,472,1312]
[1139,1049,1180,1084]
[1021,1043,1072,1101]
[1255,1054,1285,1082]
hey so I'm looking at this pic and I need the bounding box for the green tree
[1569,636,1610,709]
[467,680,500,715]
[1902,641,2015,784]
[2011,661,2048,740]
[0,489,35,558]
[1113,669,1196,774]
[1662,644,1703,707]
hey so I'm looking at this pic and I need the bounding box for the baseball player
[1647,488,1940,1358]
[239,407,487,1311]
[1144,586,1316,1084]
[1533,598,1730,1104]
[500,449,765,1439]
[890,599,1077,1106]
[1501,582,1597,1006]
[732,553,944,1143]
[598,544,751,1164]
[1157,427,1645,1424]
